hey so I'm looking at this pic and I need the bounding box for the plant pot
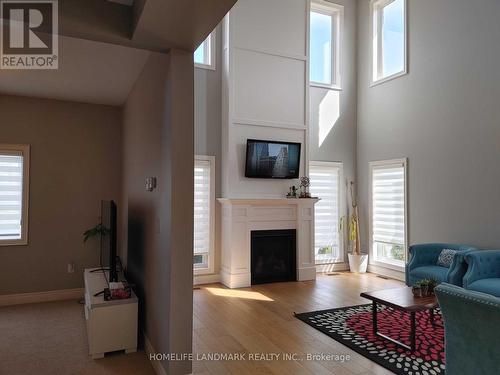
[421,285,429,296]
[412,286,423,298]
[348,253,368,273]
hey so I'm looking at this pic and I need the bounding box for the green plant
[391,245,405,261]
[318,245,333,254]
[83,223,109,243]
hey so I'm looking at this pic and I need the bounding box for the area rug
[295,304,445,375]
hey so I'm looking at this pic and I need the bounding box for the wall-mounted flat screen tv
[245,139,301,179]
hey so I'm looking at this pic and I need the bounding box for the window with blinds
[0,145,29,246]
[370,159,407,267]
[193,156,214,273]
[309,162,343,264]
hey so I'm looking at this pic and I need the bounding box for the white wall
[222,0,309,199]
[357,0,500,253]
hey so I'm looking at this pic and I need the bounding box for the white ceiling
[0,36,150,106]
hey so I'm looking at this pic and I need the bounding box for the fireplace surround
[218,198,319,288]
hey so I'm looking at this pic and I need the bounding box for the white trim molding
[194,274,221,286]
[144,334,169,375]
[0,288,84,307]
[370,0,408,87]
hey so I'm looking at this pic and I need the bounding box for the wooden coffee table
[360,287,439,352]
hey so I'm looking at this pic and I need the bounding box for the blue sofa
[405,243,477,286]
[435,283,500,375]
[463,250,500,297]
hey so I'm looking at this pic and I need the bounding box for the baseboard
[144,334,169,375]
[316,262,350,273]
[193,273,221,286]
[0,288,85,307]
[367,264,405,282]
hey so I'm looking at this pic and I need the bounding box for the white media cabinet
[84,268,138,359]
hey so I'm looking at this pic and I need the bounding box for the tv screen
[100,200,118,282]
[245,139,301,179]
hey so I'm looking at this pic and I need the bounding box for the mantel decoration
[299,176,311,198]
[286,185,298,198]
[348,181,368,273]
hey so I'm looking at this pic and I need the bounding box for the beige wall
[123,50,194,375]
[0,94,122,295]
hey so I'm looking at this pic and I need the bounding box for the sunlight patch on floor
[204,287,274,301]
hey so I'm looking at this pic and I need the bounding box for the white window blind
[310,162,343,264]
[370,161,406,266]
[0,154,24,240]
[194,158,213,271]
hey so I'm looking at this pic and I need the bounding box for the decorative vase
[348,253,368,273]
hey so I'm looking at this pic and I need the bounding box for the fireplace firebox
[250,229,297,285]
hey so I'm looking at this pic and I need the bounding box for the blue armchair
[463,250,500,297]
[405,243,477,286]
[435,283,500,375]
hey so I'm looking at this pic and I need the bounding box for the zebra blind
[309,163,342,263]
[0,153,24,240]
[371,162,406,247]
[193,158,212,269]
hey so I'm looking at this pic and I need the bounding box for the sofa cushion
[437,249,457,268]
[467,278,500,298]
[411,265,448,283]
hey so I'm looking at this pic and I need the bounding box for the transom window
[369,159,407,269]
[310,1,343,89]
[0,144,30,246]
[310,161,344,264]
[371,0,407,85]
[194,31,216,70]
[193,156,215,274]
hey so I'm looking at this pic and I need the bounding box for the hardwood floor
[193,272,403,375]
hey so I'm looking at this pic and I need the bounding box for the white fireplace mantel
[218,198,320,288]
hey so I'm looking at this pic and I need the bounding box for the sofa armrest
[464,250,500,288]
[435,283,500,375]
[447,250,477,286]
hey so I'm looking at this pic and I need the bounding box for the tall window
[371,0,407,85]
[0,145,30,246]
[310,162,344,264]
[193,156,215,274]
[310,1,343,89]
[194,31,216,70]
[369,159,407,268]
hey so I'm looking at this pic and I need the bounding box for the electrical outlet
[67,262,75,273]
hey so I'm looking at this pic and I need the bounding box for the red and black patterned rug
[295,304,445,375]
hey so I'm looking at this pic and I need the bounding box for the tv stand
[84,268,138,359]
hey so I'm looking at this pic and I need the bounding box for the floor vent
[326,273,341,276]
[377,275,390,280]
[193,287,201,290]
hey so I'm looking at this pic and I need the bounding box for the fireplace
[251,229,297,285]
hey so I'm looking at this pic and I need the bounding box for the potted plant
[428,279,438,295]
[418,279,433,296]
[412,283,423,298]
[83,222,109,243]
[347,181,368,273]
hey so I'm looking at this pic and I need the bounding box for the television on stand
[100,200,118,282]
